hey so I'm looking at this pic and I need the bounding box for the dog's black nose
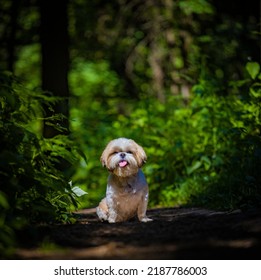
[120,153,126,158]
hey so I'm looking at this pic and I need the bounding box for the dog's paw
[96,206,108,222]
[108,217,117,223]
[140,217,153,222]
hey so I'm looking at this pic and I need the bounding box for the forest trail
[15,207,261,260]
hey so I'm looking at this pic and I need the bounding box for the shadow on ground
[13,207,261,259]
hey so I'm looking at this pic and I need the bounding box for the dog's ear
[100,140,113,168]
[100,156,106,167]
[100,150,107,167]
[134,142,147,167]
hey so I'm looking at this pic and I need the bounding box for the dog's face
[101,138,147,177]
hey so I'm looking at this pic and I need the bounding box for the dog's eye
[110,151,118,156]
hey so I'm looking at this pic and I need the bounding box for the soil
[14,207,261,260]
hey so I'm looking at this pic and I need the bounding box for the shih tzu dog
[96,138,152,223]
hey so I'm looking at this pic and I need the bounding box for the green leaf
[179,0,214,15]
[250,87,261,98]
[0,192,9,209]
[246,62,260,79]
[186,161,202,175]
[72,186,88,197]
[201,156,211,170]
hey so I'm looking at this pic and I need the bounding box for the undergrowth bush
[0,72,86,253]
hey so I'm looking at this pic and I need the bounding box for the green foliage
[0,72,86,252]
[15,44,41,89]
[246,62,260,80]
[178,0,214,15]
[69,60,127,205]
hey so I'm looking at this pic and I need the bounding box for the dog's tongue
[119,160,128,167]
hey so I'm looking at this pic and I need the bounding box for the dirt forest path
[15,207,261,260]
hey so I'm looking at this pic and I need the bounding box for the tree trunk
[7,0,20,72]
[40,0,70,138]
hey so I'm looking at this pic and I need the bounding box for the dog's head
[101,138,147,177]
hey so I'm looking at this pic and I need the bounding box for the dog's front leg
[106,194,119,223]
[107,207,118,223]
[96,198,109,221]
[137,193,153,222]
